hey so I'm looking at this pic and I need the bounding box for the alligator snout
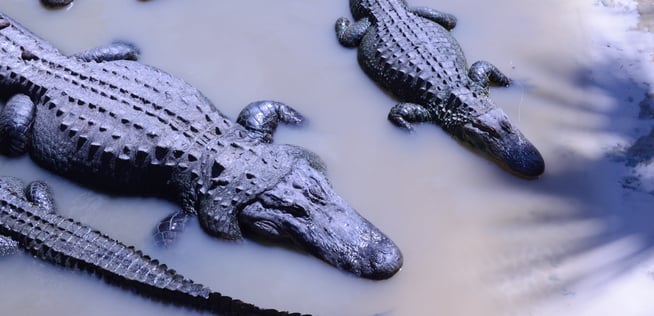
[499,136,545,178]
[351,228,403,280]
[452,108,545,178]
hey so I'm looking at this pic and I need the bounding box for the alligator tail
[0,193,304,315]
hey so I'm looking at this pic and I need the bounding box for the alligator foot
[468,61,511,88]
[236,100,305,143]
[25,181,56,214]
[40,0,73,8]
[410,7,457,30]
[335,17,371,47]
[153,211,192,247]
[0,178,55,256]
[388,102,433,132]
[0,94,35,156]
[73,41,141,62]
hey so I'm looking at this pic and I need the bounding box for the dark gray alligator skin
[0,176,304,315]
[0,11,402,280]
[40,0,74,8]
[336,0,545,178]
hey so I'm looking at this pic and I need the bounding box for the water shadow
[493,31,654,305]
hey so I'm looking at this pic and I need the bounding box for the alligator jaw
[451,107,545,179]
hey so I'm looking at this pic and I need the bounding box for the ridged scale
[0,13,286,205]
[358,0,473,121]
[0,191,211,297]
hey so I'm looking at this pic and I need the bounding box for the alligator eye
[472,121,500,138]
[500,120,512,133]
[306,177,328,202]
[286,204,309,218]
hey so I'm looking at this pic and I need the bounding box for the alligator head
[444,90,545,178]
[200,145,403,280]
[242,147,402,279]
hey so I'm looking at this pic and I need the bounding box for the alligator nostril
[363,236,403,280]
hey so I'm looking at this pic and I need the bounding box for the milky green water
[0,1,652,315]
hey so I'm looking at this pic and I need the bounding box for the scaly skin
[0,176,304,315]
[0,11,402,279]
[335,0,545,178]
[40,0,73,8]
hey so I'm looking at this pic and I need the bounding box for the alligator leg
[153,211,192,247]
[0,179,53,256]
[236,100,305,143]
[468,61,511,88]
[409,7,457,30]
[73,41,141,62]
[40,0,73,8]
[388,103,433,132]
[25,181,56,215]
[0,94,35,156]
[335,17,371,47]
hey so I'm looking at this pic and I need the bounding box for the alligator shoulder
[0,176,304,315]
[0,11,403,280]
[336,0,545,178]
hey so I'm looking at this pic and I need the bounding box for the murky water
[0,0,653,315]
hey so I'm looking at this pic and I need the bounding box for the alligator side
[0,12,402,279]
[335,0,545,178]
[0,176,303,315]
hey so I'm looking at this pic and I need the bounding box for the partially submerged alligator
[0,175,302,315]
[0,12,402,279]
[335,0,545,178]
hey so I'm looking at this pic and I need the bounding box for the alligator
[335,0,545,178]
[0,175,303,315]
[0,11,402,279]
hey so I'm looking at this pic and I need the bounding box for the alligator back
[358,1,468,105]
[0,11,246,195]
